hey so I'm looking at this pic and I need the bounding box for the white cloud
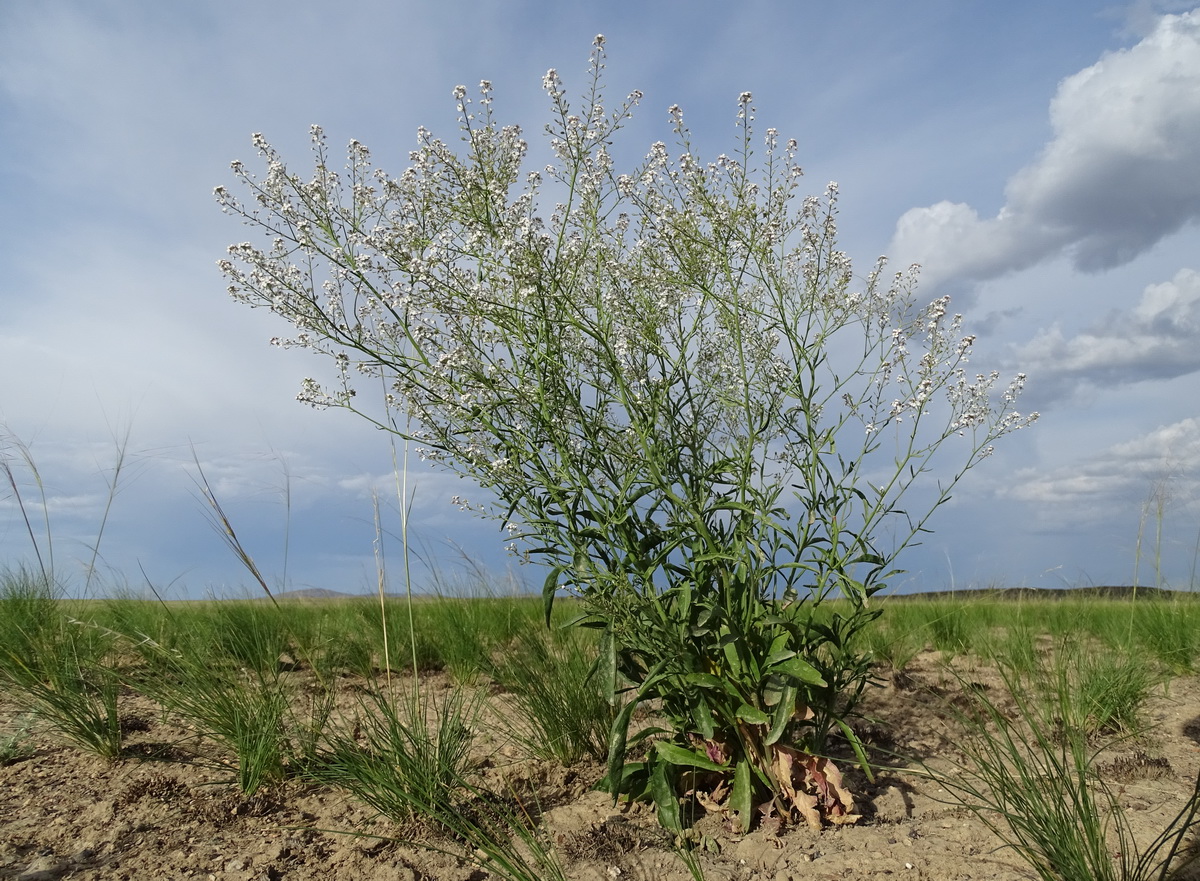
[1121,0,1200,38]
[891,9,1200,295]
[1002,417,1200,508]
[1016,267,1200,401]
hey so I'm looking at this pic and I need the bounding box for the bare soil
[3,651,1199,881]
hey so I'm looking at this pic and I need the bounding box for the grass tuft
[487,625,616,764]
[0,572,124,760]
[306,682,567,881]
[131,640,297,794]
[922,663,1199,881]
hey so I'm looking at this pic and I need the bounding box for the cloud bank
[1002,417,1200,511]
[891,9,1200,295]
[1016,267,1200,402]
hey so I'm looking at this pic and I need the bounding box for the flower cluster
[218,37,1035,556]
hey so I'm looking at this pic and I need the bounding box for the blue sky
[1,1,1198,598]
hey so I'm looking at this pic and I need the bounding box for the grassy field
[2,576,1199,880]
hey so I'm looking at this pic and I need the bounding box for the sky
[1,0,1198,598]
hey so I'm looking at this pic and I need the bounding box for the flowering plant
[217,38,1035,832]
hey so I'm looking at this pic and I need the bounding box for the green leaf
[596,761,649,799]
[764,645,796,669]
[626,725,671,748]
[730,759,752,833]
[835,717,875,782]
[692,695,716,740]
[606,697,642,804]
[765,683,797,745]
[650,759,681,833]
[682,671,738,694]
[654,741,726,771]
[677,577,692,624]
[541,566,563,628]
[720,635,746,678]
[592,627,617,706]
[765,631,791,661]
[736,703,771,726]
[606,659,669,804]
[761,674,785,708]
[770,656,826,686]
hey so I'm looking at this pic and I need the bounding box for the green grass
[131,647,296,794]
[306,681,567,881]
[925,599,982,655]
[307,683,480,821]
[1064,640,1160,736]
[1128,599,1200,673]
[859,605,927,673]
[0,570,124,759]
[923,663,1200,881]
[859,593,1198,881]
[487,624,615,764]
[0,565,63,661]
[114,599,311,793]
[986,623,1041,678]
[871,593,1200,670]
[208,599,294,675]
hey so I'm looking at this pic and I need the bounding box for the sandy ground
[2,650,1199,881]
